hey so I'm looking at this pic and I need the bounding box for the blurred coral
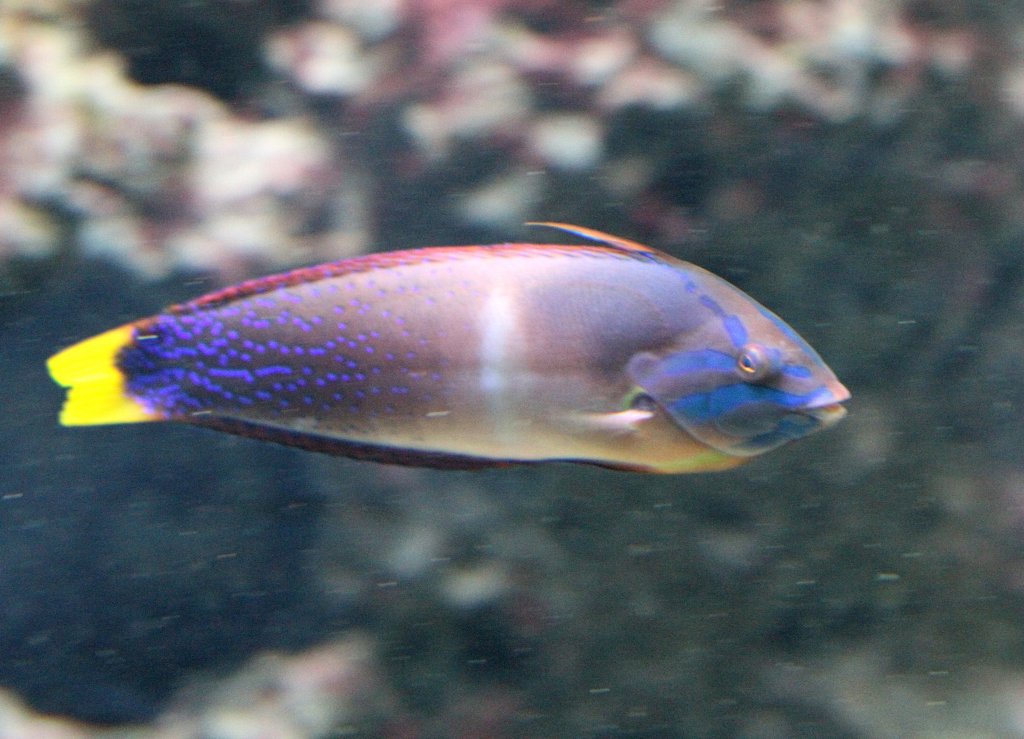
[0,5,367,279]
[0,0,1002,276]
[158,636,389,738]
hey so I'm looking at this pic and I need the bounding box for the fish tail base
[47,324,159,426]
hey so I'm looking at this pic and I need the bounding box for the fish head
[626,272,850,458]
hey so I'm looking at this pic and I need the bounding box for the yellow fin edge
[46,324,159,426]
[654,449,746,474]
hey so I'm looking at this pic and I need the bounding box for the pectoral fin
[564,409,655,435]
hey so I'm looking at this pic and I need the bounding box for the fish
[46,224,850,473]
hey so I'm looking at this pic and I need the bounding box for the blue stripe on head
[781,364,813,379]
[630,349,739,404]
[754,303,829,366]
[668,383,832,425]
[655,349,736,375]
[698,295,747,348]
[724,315,747,348]
[657,379,841,455]
[754,304,803,345]
[699,294,724,316]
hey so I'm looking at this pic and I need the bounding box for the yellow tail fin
[47,324,159,426]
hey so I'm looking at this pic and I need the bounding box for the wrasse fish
[47,224,849,473]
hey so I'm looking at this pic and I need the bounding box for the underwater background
[3,0,1024,736]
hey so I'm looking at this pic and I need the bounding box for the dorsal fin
[525,222,662,255]
[177,225,663,314]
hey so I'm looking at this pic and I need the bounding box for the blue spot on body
[255,366,292,378]
[207,368,254,383]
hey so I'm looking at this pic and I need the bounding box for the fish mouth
[805,402,847,428]
[802,380,850,428]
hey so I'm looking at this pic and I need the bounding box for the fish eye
[735,343,776,382]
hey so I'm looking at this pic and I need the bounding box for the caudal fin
[46,324,160,426]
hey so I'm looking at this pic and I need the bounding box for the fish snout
[804,379,850,428]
